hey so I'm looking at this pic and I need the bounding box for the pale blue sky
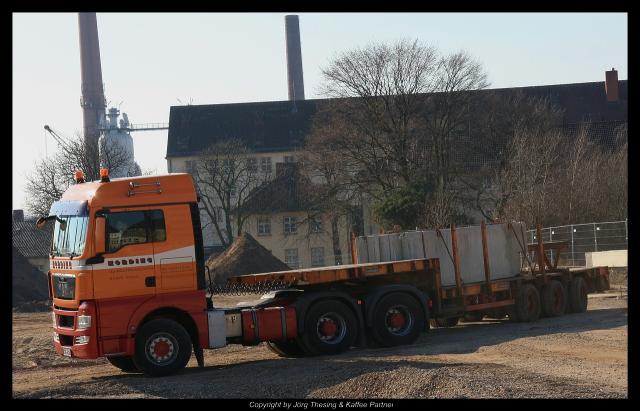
[12,12,628,212]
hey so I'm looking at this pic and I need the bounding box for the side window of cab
[105,210,166,253]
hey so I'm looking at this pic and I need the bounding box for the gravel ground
[12,289,627,399]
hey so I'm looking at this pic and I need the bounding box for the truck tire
[368,292,425,347]
[133,318,192,377]
[265,340,307,358]
[513,283,541,322]
[106,356,140,373]
[568,277,588,313]
[462,312,484,322]
[298,299,358,356]
[596,275,610,292]
[541,280,566,317]
[434,317,459,327]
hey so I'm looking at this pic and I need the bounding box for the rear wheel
[133,318,192,377]
[596,275,610,292]
[513,284,541,322]
[265,340,307,358]
[541,280,566,317]
[298,300,358,356]
[368,293,425,347]
[106,356,139,373]
[568,277,588,313]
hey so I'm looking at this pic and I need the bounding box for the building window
[257,216,271,236]
[284,216,297,234]
[310,217,322,233]
[311,247,325,267]
[284,155,295,163]
[260,157,272,174]
[284,248,299,268]
[247,157,258,172]
[185,160,196,173]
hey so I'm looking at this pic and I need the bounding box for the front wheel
[106,356,140,373]
[133,318,193,377]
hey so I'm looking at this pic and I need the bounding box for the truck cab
[46,171,210,375]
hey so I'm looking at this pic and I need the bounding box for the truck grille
[58,315,74,328]
[52,274,75,300]
[59,334,74,347]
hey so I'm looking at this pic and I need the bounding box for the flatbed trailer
[41,171,611,377]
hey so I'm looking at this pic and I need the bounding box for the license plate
[63,347,72,357]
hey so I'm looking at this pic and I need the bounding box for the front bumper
[52,302,99,359]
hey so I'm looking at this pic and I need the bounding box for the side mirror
[36,217,47,229]
[95,216,106,255]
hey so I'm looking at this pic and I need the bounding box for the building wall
[245,211,352,269]
[168,151,299,248]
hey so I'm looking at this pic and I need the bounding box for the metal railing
[527,220,628,267]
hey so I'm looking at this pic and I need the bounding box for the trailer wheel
[299,299,358,356]
[568,277,588,313]
[434,317,460,327]
[368,293,425,347]
[596,275,610,292]
[265,340,307,358]
[133,318,192,377]
[513,284,541,322]
[541,280,567,317]
[106,356,140,373]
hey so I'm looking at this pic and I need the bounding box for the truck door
[92,209,157,299]
[150,205,198,293]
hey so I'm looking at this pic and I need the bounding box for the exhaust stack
[78,12,106,166]
[285,15,305,101]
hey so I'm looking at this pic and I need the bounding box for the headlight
[74,335,90,345]
[53,332,59,342]
[77,315,91,330]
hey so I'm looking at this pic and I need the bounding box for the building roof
[12,220,52,259]
[167,80,628,159]
[239,164,313,214]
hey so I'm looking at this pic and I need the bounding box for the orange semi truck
[40,171,610,377]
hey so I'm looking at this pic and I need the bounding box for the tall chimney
[78,12,106,169]
[285,15,305,101]
[605,68,619,102]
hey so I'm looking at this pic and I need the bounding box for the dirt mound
[13,247,49,309]
[206,232,290,285]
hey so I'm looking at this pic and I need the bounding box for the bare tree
[25,133,134,217]
[192,139,266,248]
[311,39,489,228]
[299,142,362,265]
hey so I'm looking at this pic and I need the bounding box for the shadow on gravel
[17,306,626,398]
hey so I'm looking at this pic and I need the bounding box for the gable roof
[239,164,313,214]
[12,221,52,258]
[167,80,628,159]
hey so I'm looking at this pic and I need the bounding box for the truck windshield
[52,216,88,257]
[49,200,89,258]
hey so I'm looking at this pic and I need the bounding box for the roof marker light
[74,170,85,184]
[100,168,110,183]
